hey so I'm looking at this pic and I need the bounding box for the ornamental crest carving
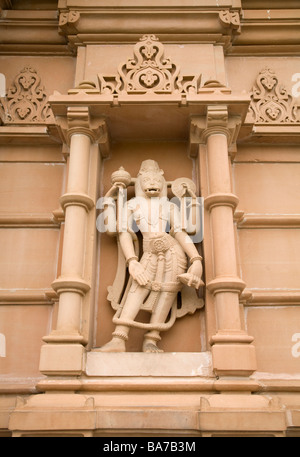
[0,66,54,124]
[249,68,299,124]
[98,35,201,95]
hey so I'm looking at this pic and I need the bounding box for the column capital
[56,106,109,147]
[204,192,239,212]
[189,105,242,156]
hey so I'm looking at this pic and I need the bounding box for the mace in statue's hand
[128,259,149,286]
[177,259,203,289]
[104,183,119,199]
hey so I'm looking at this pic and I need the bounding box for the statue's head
[135,160,167,198]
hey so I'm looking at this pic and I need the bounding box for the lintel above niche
[47,35,249,142]
[71,35,230,99]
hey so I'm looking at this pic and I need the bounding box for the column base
[39,343,85,376]
[210,330,254,344]
[8,391,286,437]
[212,343,257,377]
[43,330,85,344]
[199,393,286,436]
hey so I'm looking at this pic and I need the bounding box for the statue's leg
[97,284,149,352]
[143,291,177,353]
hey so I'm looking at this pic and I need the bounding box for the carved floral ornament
[249,67,300,124]
[0,66,54,125]
[98,35,201,96]
[71,35,230,98]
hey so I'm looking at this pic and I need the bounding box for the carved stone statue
[96,160,204,353]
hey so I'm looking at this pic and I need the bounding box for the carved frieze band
[0,66,54,125]
[249,67,300,124]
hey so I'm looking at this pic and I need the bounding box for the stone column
[40,107,102,375]
[193,106,257,378]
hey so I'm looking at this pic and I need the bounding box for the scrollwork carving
[0,66,54,124]
[219,10,241,32]
[98,35,201,96]
[249,68,299,124]
[58,10,80,33]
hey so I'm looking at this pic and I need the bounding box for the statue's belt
[141,235,184,292]
[143,280,182,293]
[143,234,177,254]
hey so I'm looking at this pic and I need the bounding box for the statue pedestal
[85,351,213,377]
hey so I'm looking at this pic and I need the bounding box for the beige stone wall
[0,56,75,388]
[78,43,226,89]
[0,0,300,437]
[226,56,300,99]
[233,144,300,375]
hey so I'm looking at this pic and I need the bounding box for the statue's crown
[138,160,163,175]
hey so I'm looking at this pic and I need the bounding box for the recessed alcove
[95,140,206,353]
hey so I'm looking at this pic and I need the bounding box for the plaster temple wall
[0,0,300,437]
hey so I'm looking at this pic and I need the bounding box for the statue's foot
[94,337,126,353]
[143,340,164,353]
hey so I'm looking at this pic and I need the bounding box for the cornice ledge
[229,9,300,55]
[0,125,61,145]
[0,10,71,56]
[57,4,242,46]
[59,0,240,8]
[0,289,57,306]
[237,214,300,229]
[244,288,300,306]
[0,213,61,228]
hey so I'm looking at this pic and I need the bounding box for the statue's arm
[170,203,203,288]
[118,207,148,287]
[119,231,138,264]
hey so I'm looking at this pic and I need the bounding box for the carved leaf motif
[249,68,299,124]
[98,35,201,95]
[0,67,54,124]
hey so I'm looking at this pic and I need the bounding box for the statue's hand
[188,259,203,278]
[178,273,203,289]
[128,260,149,286]
[178,260,203,289]
[104,183,119,199]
